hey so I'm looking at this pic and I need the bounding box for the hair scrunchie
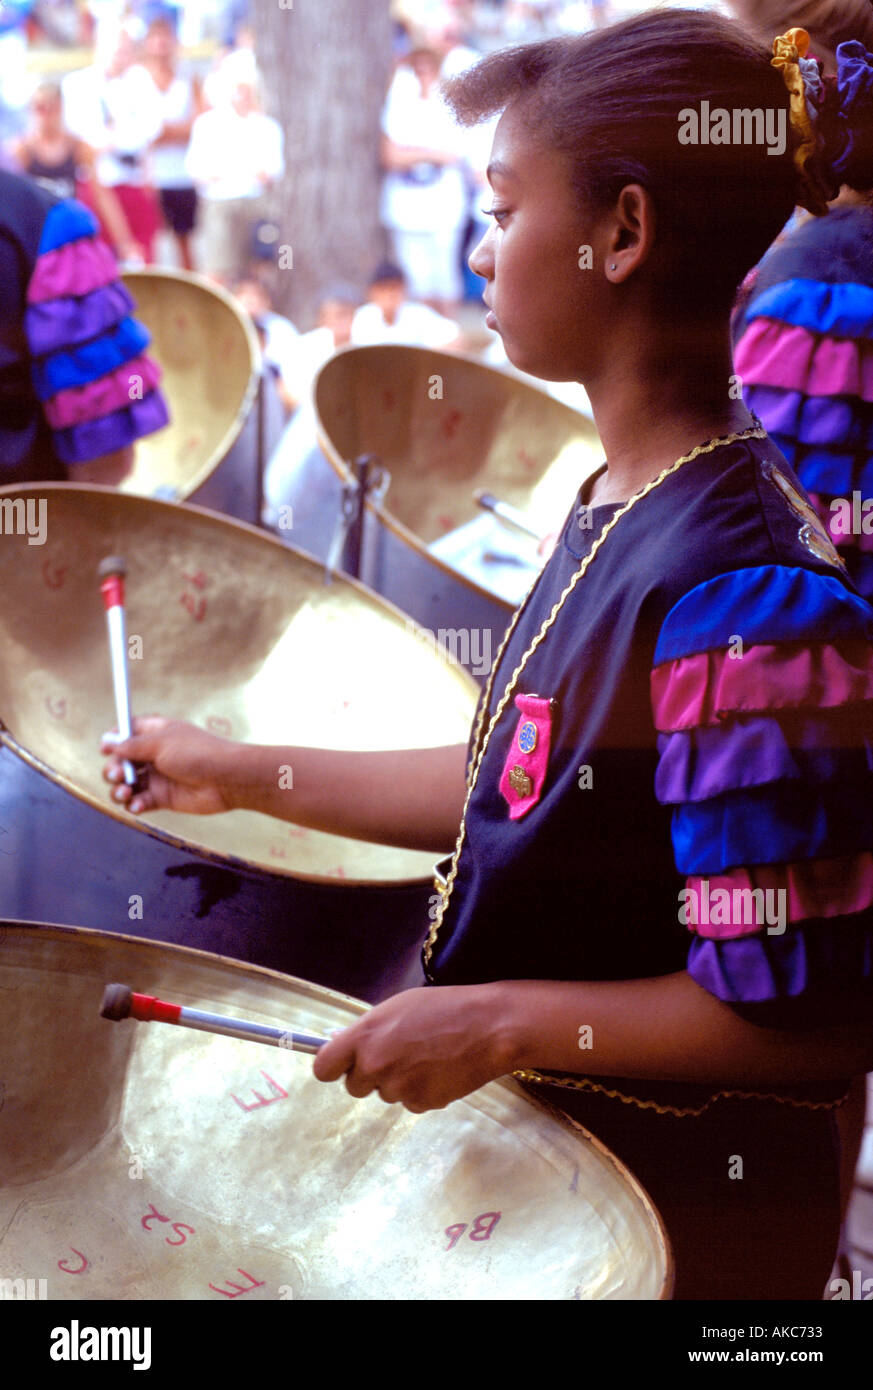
[772,27,829,214]
[832,40,873,178]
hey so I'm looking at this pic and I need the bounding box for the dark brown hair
[444,8,804,317]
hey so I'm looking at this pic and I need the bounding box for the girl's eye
[481,205,509,225]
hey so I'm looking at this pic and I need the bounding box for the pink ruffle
[651,641,873,731]
[27,236,119,305]
[685,853,873,938]
[43,355,163,429]
[735,317,873,402]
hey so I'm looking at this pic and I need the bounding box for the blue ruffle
[31,316,151,398]
[745,279,873,339]
[687,907,873,1004]
[37,197,100,255]
[653,565,873,663]
[672,779,873,874]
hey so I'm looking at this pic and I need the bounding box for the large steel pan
[0,485,478,1001]
[120,267,276,523]
[0,923,672,1299]
[292,345,604,667]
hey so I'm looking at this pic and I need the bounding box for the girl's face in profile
[469,101,609,383]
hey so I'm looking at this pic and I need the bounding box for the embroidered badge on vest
[499,694,554,820]
[761,460,847,571]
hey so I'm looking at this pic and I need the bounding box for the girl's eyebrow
[486,159,518,182]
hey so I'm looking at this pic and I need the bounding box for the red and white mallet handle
[98,555,141,790]
[100,983,328,1055]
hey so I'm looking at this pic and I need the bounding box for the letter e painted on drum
[278,244,293,270]
[128,894,143,920]
[428,374,444,400]
[728,1154,743,1180]
[278,764,294,790]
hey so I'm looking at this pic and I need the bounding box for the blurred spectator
[6,80,142,262]
[63,23,164,262]
[185,77,284,285]
[202,20,258,109]
[379,45,468,315]
[233,277,299,412]
[352,261,461,348]
[0,169,168,486]
[138,13,203,270]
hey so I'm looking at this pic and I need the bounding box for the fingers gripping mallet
[98,556,147,794]
[100,983,328,1055]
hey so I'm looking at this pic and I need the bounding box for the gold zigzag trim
[513,1069,848,1119]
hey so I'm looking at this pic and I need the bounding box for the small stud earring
[610,263,617,270]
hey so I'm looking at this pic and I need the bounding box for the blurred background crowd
[0,0,707,421]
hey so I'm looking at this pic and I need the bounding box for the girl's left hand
[312,984,519,1113]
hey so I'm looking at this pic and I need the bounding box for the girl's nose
[468,224,495,282]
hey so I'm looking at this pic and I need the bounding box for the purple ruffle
[834,40,873,177]
[57,390,170,465]
[655,715,873,803]
[687,911,873,1003]
[25,281,137,358]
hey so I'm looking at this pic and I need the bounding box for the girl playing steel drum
[103,10,873,1298]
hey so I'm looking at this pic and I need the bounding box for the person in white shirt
[351,262,461,349]
[232,277,299,412]
[63,23,164,261]
[185,78,284,285]
[379,46,468,315]
[138,15,203,271]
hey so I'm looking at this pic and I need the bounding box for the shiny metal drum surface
[0,485,477,998]
[309,345,604,651]
[0,924,672,1300]
[120,268,265,521]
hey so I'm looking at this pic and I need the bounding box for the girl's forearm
[497,972,873,1087]
[224,741,469,852]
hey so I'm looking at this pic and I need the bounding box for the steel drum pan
[278,345,603,663]
[0,485,478,1001]
[0,923,672,1299]
[120,268,281,523]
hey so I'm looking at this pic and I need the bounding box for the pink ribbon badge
[498,694,553,820]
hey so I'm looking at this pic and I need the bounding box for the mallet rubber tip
[100,982,133,1021]
[98,555,127,580]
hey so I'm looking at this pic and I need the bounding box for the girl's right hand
[101,716,237,817]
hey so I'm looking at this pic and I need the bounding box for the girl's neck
[584,325,755,503]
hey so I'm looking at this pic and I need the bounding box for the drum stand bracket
[324,454,389,584]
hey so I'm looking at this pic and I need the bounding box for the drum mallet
[474,490,543,541]
[100,983,328,1055]
[98,556,147,793]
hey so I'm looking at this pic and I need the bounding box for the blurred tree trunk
[256,0,393,329]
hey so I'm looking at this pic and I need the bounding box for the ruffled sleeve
[652,564,873,1027]
[735,277,873,595]
[24,197,169,465]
